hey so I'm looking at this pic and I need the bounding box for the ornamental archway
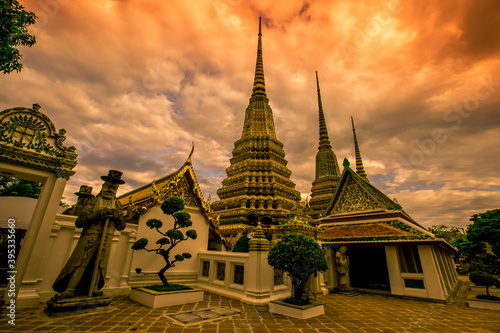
[0,104,77,308]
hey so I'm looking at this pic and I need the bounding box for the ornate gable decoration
[0,104,77,179]
[122,145,210,219]
[331,174,383,214]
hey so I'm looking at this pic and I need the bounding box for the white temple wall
[17,214,139,304]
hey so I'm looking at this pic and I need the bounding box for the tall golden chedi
[211,18,301,248]
[309,72,341,219]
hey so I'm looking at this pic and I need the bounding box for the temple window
[398,246,423,273]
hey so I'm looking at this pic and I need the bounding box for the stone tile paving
[1,278,500,333]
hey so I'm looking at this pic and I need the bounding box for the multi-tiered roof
[211,18,301,247]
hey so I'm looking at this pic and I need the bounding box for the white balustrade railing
[196,250,290,305]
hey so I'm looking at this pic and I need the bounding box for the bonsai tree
[469,271,500,299]
[131,197,197,287]
[267,233,328,304]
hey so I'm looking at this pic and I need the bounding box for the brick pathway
[1,279,499,333]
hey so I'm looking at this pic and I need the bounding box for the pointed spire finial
[351,116,369,182]
[252,17,266,98]
[316,71,331,148]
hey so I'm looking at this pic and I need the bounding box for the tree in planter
[469,271,500,300]
[267,233,328,304]
[131,197,197,287]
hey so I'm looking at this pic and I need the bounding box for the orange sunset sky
[1,0,500,228]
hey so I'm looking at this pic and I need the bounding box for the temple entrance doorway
[348,245,390,291]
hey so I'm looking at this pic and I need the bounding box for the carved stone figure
[52,170,125,299]
[335,246,352,292]
[62,185,94,216]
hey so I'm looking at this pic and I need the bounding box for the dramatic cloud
[1,0,499,228]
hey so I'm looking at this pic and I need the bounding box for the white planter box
[130,287,204,308]
[269,299,324,319]
[467,295,500,311]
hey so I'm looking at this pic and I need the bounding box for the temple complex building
[318,159,459,301]
[210,19,301,248]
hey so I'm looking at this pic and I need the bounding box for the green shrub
[469,271,500,298]
[267,233,327,301]
[232,234,250,253]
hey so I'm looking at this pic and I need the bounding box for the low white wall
[196,250,291,305]
[18,214,138,305]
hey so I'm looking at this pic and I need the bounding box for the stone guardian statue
[51,170,125,300]
[335,245,353,293]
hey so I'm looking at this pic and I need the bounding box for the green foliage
[468,209,500,259]
[174,211,191,226]
[0,176,42,198]
[469,271,500,297]
[429,224,463,244]
[131,238,148,250]
[268,233,327,300]
[146,218,163,229]
[186,229,197,239]
[469,271,500,288]
[161,197,185,215]
[144,284,192,292]
[131,196,196,286]
[0,176,68,207]
[452,236,485,263]
[454,209,500,274]
[232,234,250,253]
[0,0,36,74]
[156,237,170,245]
[166,229,184,240]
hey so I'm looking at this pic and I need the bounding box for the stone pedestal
[44,296,111,317]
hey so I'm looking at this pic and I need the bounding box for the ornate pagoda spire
[317,71,332,153]
[351,116,369,182]
[211,18,301,249]
[252,17,266,98]
[309,72,341,220]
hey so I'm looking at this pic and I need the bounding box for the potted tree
[467,271,500,310]
[129,197,203,307]
[267,233,328,319]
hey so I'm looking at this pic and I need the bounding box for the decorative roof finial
[252,17,266,98]
[351,116,369,182]
[316,71,331,149]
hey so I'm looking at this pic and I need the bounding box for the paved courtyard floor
[1,278,499,333]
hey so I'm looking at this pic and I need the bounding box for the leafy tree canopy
[0,176,69,207]
[0,176,42,198]
[468,209,500,259]
[428,224,463,244]
[1,0,37,74]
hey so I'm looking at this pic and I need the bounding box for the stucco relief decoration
[0,104,77,179]
[332,177,380,214]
